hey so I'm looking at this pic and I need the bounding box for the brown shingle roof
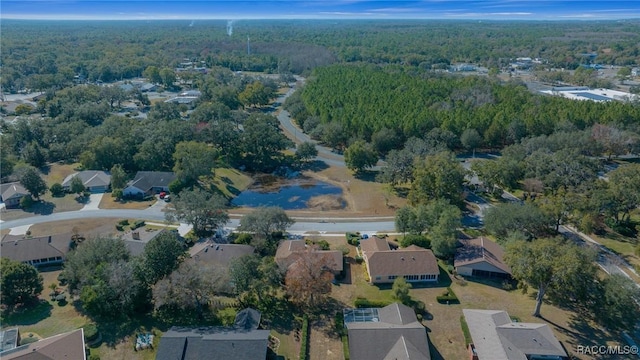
[454,237,511,275]
[366,247,439,278]
[191,244,255,267]
[0,328,85,360]
[359,236,390,258]
[1,234,72,264]
[275,240,343,272]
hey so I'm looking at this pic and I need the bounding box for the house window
[403,275,419,281]
[375,276,381,281]
[388,275,397,280]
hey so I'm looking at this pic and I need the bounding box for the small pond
[232,176,345,210]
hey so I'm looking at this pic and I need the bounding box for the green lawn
[208,167,253,199]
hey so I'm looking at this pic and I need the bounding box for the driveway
[80,193,104,211]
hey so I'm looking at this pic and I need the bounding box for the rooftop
[454,237,511,275]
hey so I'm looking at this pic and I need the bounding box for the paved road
[0,207,397,233]
[274,80,384,169]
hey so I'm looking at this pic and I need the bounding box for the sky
[2,1,640,21]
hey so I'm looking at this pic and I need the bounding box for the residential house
[455,237,512,280]
[0,328,86,360]
[62,170,111,193]
[0,182,30,209]
[463,309,568,360]
[121,228,176,257]
[123,171,176,198]
[156,308,269,360]
[190,243,255,267]
[359,237,439,284]
[140,83,157,92]
[344,302,431,360]
[275,239,343,274]
[1,233,72,268]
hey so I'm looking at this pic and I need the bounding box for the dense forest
[286,64,640,149]
[2,19,640,92]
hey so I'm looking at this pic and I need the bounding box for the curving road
[275,79,385,169]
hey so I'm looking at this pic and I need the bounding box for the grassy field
[28,218,119,238]
[209,167,253,199]
[99,194,156,210]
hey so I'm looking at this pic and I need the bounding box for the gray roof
[62,170,111,188]
[126,171,176,193]
[0,182,29,201]
[1,234,72,263]
[463,309,567,360]
[191,244,255,267]
[455,237,512,275]
[346,303,430,360]
[156,326,269,360]
[234,308,261,330]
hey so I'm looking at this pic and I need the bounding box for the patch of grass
[207,167,253,199]
[99,195,155,210]
[29,219,120,238]
[459,315,472,346]
[41,163,79,185]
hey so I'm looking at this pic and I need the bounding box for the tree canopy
[166,188,229,237]
[504,237,598,318]
[0,258,43,308]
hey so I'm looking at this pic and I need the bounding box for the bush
[346,232,360,246]
[131,220,145,230]
[89,355,101,360]
[399,234,431,249]
[115,225,124,231]
[412,300,426,315]
[20,196,34,209]
[84,323,99,342]
[57,272,67,286]
[436,287,459,304]
[118,219,130,226]
[316,239,330,250]
[50,183,64,197]
[112,188,123,200]
[299,315,310,360]
[354,256,364,264]
[354,298,392,308]
[233,233,253,245]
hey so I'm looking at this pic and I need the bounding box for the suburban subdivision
[1,12,640,360]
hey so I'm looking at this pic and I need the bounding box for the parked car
[159,192,166,199]
[163,195,170,202]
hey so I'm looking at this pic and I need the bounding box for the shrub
[20,337,39,345]
[335,312,350,360]
[299,315,310,360]
[89,355,101,360]
[49,183,64,197]
[346,232,360,245]
[115,225,124,231]
[118,219,130,226]
[354,298,392,308]
[20,196,34,209]
[316,239,330,250]
[436,287,459,304]
[57,272,67,286]
[417,313,423,321]
[354,256,364,264]
[84,323,99,342]
[112,188,123,200]
[233,233,253,245]
[412,300,426,315]
[131,220,145,230]
[399,234,431,249]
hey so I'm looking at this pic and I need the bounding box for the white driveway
[80,193,104,211]
[9,224,32,235]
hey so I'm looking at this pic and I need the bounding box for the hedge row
[334,312,350,360]
[354,298,392,308]
[436,287,459,304]
[346,232,360,246]
[131,220,145,230]
[299,315,310,360]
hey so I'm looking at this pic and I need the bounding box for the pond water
[231,177,344,210]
